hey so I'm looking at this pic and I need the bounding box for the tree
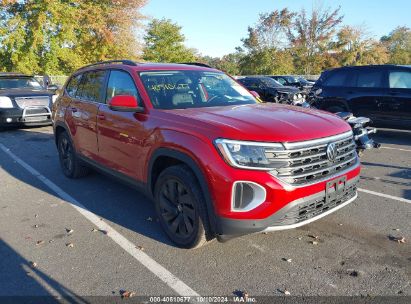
[142,18,197,63]
[287,5,343,74]
[239,9,295,75]
[334,25,389,66]
[381,26,411,64]
[0,0,147,75]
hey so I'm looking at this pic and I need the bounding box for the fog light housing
[6,118,12,123]
[232,181,266,212]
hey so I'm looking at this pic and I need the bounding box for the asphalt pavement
[0,126,410,302]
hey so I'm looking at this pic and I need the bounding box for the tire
[154,165,212,249]
[57,131,90,178]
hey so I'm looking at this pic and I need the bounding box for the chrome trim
[22,106,52,120]
[283,130,353,150]
[270,158,360,189]
[231,181,267,212]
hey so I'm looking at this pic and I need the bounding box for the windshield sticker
[147,83,190,92]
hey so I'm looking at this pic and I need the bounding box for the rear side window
[106,70,139,103]
[355,70,383,88]
[76,70,107,103]
[66,74,82,97]
[276,77,287,85]
[389,70,411,89]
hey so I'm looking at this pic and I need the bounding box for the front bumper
[0,107,52,127]
[216,176,358,238]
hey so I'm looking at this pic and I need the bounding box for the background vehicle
[311,65,411,130]
[53,60,360,249]
[236,76,304,104]
[270,75,313,95]
[0,73,58,128]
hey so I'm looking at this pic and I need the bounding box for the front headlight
[0,96,13,108]
[215,139,287,170]
[298,93,302,99]
[293,94,298,100]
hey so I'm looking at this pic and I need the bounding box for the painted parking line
[380,146,411,152]
[358,188,411,204]
[0,143,200,298]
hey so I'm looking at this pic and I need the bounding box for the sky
[141,0,411,58]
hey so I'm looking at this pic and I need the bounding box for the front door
[97,69,149,181]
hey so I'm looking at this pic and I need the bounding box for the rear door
[383,68,411,128]
[97,69,148,181]
[68,70,107,160]
[344,68,385,120]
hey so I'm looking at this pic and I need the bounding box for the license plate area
[326,176,347,203]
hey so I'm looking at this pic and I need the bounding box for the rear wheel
[57,132,90,178]
[154,165,211,249]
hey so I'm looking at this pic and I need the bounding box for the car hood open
[161,103,351,143]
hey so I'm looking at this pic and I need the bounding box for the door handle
[70,107,78,113]
[97,114,106,120]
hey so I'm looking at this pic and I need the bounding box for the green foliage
[381,26,411,64]
[143,18,197,63]
[0,0,146,75]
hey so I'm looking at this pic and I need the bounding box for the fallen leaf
[311,241,319,245]
[282,258,292,263]
[66,243,74,248]
[49,240,54,243]
[262,232,268,235]
[120,290,135,298]
[146,217,153,222]
[297,237,302,240]
[308,234,319,239]
[284,289,291,295]
[29,261,38,268]
[388,235,406,244]
[393,228,400,231]
[36,240,44,246]
[34,225,39,228]
[66,228,74,234]
[99,229,108,235]
[34,214,38,218]
[91,228,98,232]
[136,245,144,251]
[338,223,343,226]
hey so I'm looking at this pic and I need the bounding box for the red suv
[52,60,360,248]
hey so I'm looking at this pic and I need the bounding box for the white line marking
[0,143,200,297]
[381,146,411,152]
[358,188,411,204]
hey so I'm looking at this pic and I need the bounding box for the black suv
[0,73,58,128]
[312,65,411,129]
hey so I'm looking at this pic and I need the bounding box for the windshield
[139,71,257,109]
[284,76,299,83]
[260,77,283,87]
[0,77,43,90]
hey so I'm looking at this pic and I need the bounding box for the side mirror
[108,95,144,112]
[250,90,260,98]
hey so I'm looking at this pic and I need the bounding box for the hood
[273,86,300,94]
[0,88,53,97]
[159,103,351,143]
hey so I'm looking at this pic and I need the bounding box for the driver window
[106,70,139,104]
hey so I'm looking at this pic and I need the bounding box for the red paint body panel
[53,62,361,231]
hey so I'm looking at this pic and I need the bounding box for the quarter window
[323,71,348,87]
[76,70,107,103]
[106,70,139,103]
[389,71,411,89]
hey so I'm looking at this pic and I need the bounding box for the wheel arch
[148,148,220,236]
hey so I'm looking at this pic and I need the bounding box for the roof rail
[180,62,213,68]
[78,60,138,70]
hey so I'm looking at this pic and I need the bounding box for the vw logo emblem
[326,143,337,162]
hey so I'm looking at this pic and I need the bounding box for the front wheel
[154,165,212,249]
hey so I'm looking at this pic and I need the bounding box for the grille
[15,96,50,109]
[267,132,357,186]
[273,181,358,226]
